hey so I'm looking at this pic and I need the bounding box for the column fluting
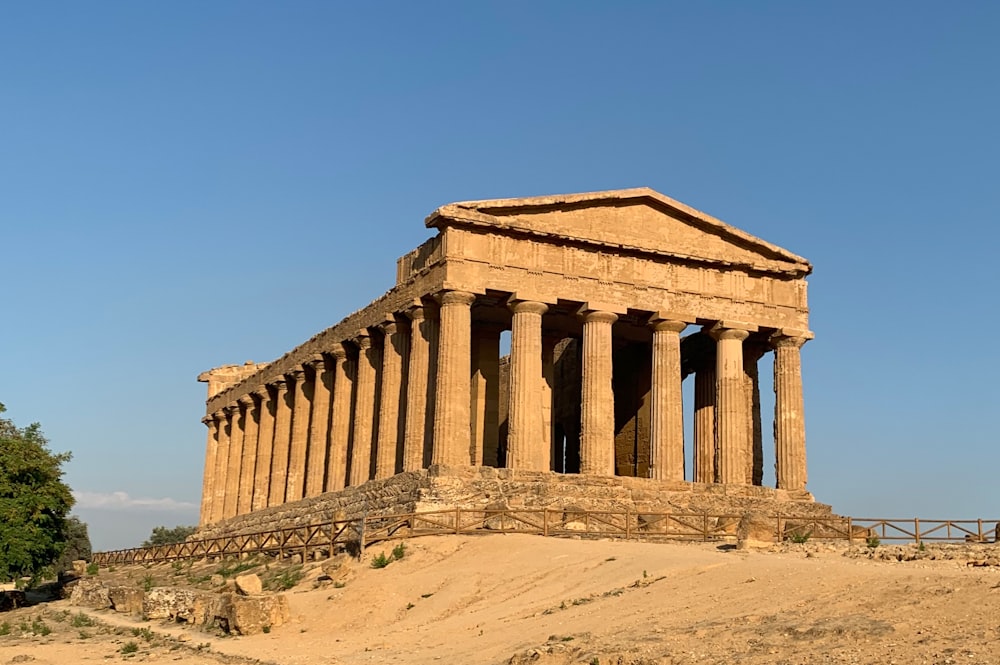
[268,378,292,506]
[350,332,377,486]
[743,342,767,486]
[506,300,548,470]
[693,363,716,483]
[286,369,310,502]
[773,333,810,490]
[252,387,275,511]
[431,290,475,467]
[403,305,431,471]
[579,310,617,475]
[649,319,687,481]
[236,395,259,515]
[375,319,405,479]
[305,355,331,498]
[198,416,218,526]
[327,345,352,492]
[711,326,751,485]
[210,410,230,523]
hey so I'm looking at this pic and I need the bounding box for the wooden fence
[91,509,1000,566]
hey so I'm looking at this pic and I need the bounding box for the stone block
[69,579,111,609]
[108,586,145,614]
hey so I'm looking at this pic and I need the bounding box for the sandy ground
[3,535,1000,664]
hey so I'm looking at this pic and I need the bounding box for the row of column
[199,290,810,526]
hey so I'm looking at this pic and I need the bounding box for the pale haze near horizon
[2,2,998,551]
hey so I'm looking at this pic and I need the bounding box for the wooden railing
[91,509,1000,566]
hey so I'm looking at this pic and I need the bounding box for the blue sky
[2,2,998,550]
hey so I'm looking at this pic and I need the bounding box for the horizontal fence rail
[91,510,1000,566]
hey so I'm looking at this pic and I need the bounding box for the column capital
[287,369,305,382]
[237,395,254,408]
[378,317,399,336]
[580,309,619,325]
[354,330,372,350]
[306,353,327,371]
[212,410,225,421]
[270,377,289,392]
[436,290,476,307]
[252,386,270,400]
[224,404,240,416]
[201,416,214,426]
[771,329,814,350]
[708,322,754,342]
[331,343,348,360]
[649,318,687,334]
[508,299,549,316]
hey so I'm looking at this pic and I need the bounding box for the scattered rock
[143,587,210,624]
[209,574,225,586]
[108,586,146,615]
[210,593,290,635]
[234,573,262,596]
[69,578,111,609]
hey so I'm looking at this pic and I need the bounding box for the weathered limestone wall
[196,467,832,541]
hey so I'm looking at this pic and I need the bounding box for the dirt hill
[3,534,1000,664]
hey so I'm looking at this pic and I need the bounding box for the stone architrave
[252,388,275,512]
[210,410,230,523]
[772,332,811,490]
[223,405,244,520]
[506,300,548,471]
[432,291,475,467]
[710,323,756,485]
[579,309,618,476]
[305,355,331,498]
[268,379,292,506]
[743,342,767,486]
[693,363,716,483]
[285,369,310,502]
[198,416,218,526]
[649,318,687,481]
[375,319,405,479]
[402,304,431,471]
[326,345,352,492]
[350,332,377,486]
[236,395,259,515]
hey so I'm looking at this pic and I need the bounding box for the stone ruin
[196,188,818,534]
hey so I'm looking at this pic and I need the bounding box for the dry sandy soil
[3,534,1000,664]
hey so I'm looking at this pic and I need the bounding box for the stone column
[285,369,310,502]
[223,405,244,519]
[579,310,618,475]
[471,323,501,467]
[693,363,716,483]
[350,332,377,486]
[649,318,687,481]
[236,395,259,515]
[743,342,767,486]
[542,334,559,471]
[268,378,292,506]
[506,300,548,470]
[305,355,331,498]
[198,416,218,526]
[403,304,431,471]
[327,345,353,492]
[252,387,275,512]
[375,318,405,479]
[772,332,811,491]
[710,324,755,485]
[432,290,475,467]
[210,410,229,523]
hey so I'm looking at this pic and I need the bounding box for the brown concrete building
[197,188,813,526]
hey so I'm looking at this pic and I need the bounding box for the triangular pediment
[427,188,811,276]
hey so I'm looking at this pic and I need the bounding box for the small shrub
[918,541,926,552]
[78,630,91,639]
[121,640,139,654]
[141,574,155,592]
[0,622,10,636]
[52,609,71,623]
[86,562,99,576]
[271,566,304,590]
[31,619,51,636]
[866,535,881,549]
[71,612,95,628]
[788,531,812,544]
[392,542,406,560]
[371,552,391,569]
[262,625,271,634]
[131,627,154,641]
[332,581,346,589]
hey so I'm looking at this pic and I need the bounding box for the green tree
[0,403,74,582]
[56,516,92,571]
[142,525,197,547]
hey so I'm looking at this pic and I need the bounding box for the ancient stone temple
[197,188,813,526]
